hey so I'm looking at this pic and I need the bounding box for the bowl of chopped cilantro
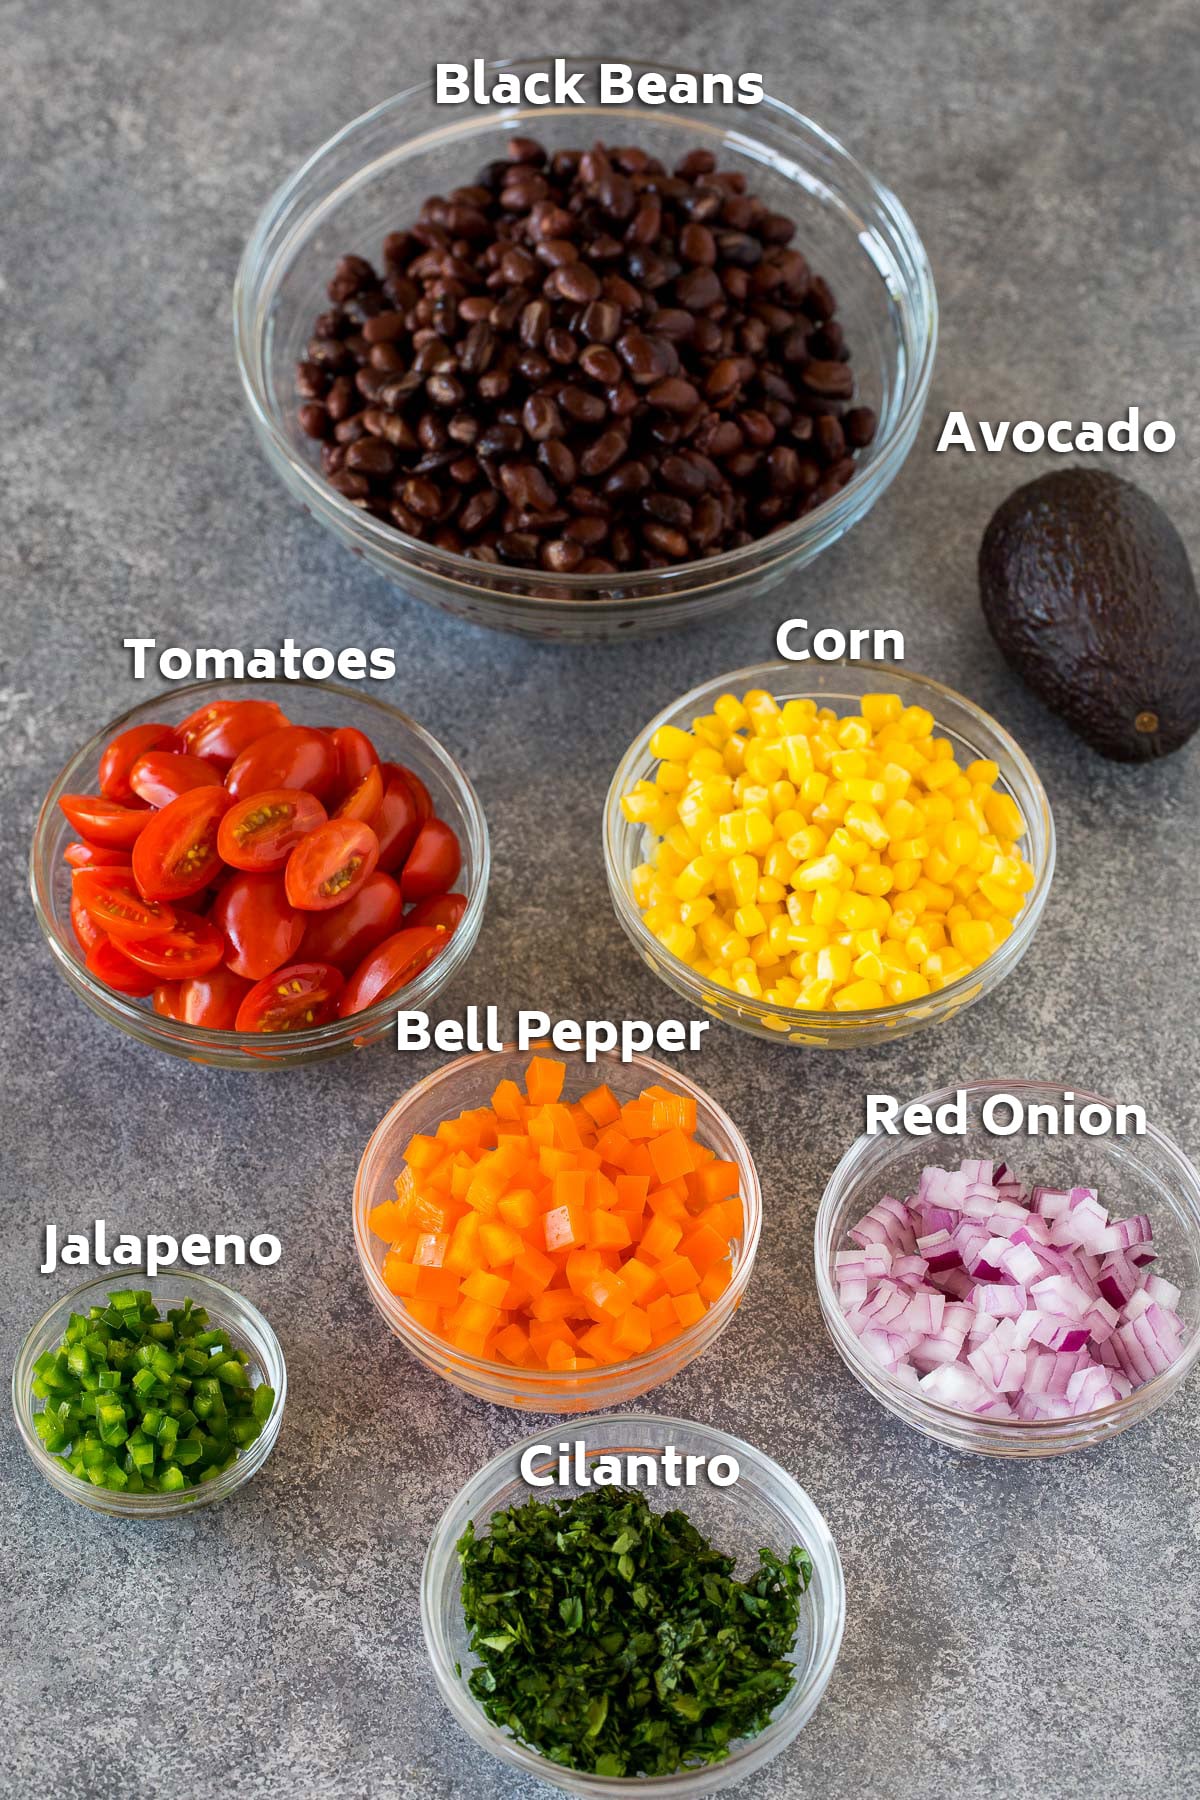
[421,1413,844,1794]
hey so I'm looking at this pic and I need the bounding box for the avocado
[978,468,1200,761]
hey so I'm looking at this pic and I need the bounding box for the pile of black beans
[296,138,877,576]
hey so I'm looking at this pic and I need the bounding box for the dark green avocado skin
[979,468,1200,761]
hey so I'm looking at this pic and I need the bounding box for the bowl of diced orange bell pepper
[353,1050,762,1411]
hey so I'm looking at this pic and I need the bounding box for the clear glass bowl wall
[235,57,937,640]
[604,661,1055,1048]
[30,678,490,1069]
[421,1413,845,1796]
[815,1081,1200,1456]
[353,1048,761,1411]
[12,1271,287,1517]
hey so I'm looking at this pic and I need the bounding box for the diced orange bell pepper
[491,1078,526,1121]
[462,1268,509,1307]
[587,1209,632,1251]
[543,1202,584,1253]
[381,1252,419,1296]
[526,1056,566,1104]
[613,1303,653,1355]
[640,1213,684,1263]
[579,1083,621,1126]
[415,1266,462,1309]
[368,1198,406,1242]
[678,1223,729,1275]
[672,1291,706,1329]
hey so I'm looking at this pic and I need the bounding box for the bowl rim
[233,55,938,609]
[420,1408,846,1793]
[12,1269,288,1512]
[814,1077,1200,1443]
[29,675,490,1056]
[352,1045,762,1394]
[603,657,1056,1035]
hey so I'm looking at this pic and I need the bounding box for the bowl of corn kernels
[603,661,1054,1048]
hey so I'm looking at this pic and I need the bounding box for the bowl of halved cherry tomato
[30,681,489,1067]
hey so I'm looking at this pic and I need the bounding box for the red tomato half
[284,820,379,912]
[209,870,304,980]
[71,892,106,954]
[370,765,422,871]
[225,726,339,802]
[177,698,287,768]
[120,911,225,979]
[132,787,232,901]
[329,726,381,802]
[63,842,131,870]
[218,788,327,872]
[334,763,383,825]
[59,793,151,849]
[85,935,159,997]
[404,891,467,933]
[129,750,223,809]
[401,818,462,902]
[153,983,186,1021]
[98,724,180,803]
[73,868,176,943]
[235,962,345,1033]
[173,965,254,1030]
[300,871,404,970]
[338,925,450,1017]
[394,764,433,824]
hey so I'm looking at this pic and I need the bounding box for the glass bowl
[12,1270,287,1517]
[353,1048,761,1411]
[29,678,489,1069]
[421,1412,844,1795]
[234,56,937,642]
[815,1080,1200,1456]
[604,660,1054,1048]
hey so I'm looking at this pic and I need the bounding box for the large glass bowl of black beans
[236,59,937,640]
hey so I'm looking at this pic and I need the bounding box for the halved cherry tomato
[404,891,467,933]
[98,724,180,803]
[394,764,433,824]
[338,925,450,1016]
[235,961,345,1033]
[73,868,176,943]
[401,818,462,902]
[285,819,379,911]
[129,750,223,809]
[85,935,159,997]
[153,983,186,1021]
[120,910,225,979]
[71,892,106,954]
[226,726,339,802]
[334,763,383,825]
[177,698,287,768]
[218,788,327,872]
[63,842,131,870]
[171,965,254,1030]
[329,726,381,802]
[300,871,404,970]
[133,787,232,901]
[209,870,304,980]
[370,765,422,871]
[59,793,151,849]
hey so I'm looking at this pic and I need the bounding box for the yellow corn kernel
[799,770,829,808]
[853,949,887,983]
[656,923,696,960]
[779,698,818,731]
[861,692,902,727]
[978,876,1026,917]
[655,761,688,795]
[715,813,750,856]
[855,862,894,897]
[757,876,786,904]
[722,735,747,776]
[745,810,774,854]
[833,978,886,1010]
[923,847,958,884]
[734,904,767,939]
[727,854,758,906]
[885,968,931,1002]
[817,944,852,985]
[950,918,996,962]
[830,749,869,780]
[713,693,748,731]
[673,856,715,901]
[744,689,781,732]
[778,734,815,782]
[811,884,842,926]
[836,892,877,931]
[900,705,936,740]
[631,863,656,906]
[845,777,888,807]
[794,853,845,891]
[836,716,872,750]
[943,820,979,864]
[966,758,1000,785]
[797,976,834,1010]
[714,930,750,965]
[650,725,695,762]
[844,802,889,849]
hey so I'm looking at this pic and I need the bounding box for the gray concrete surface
[2,3,1199,1796]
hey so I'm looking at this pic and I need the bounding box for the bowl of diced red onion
[815,1081,1200,1455]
